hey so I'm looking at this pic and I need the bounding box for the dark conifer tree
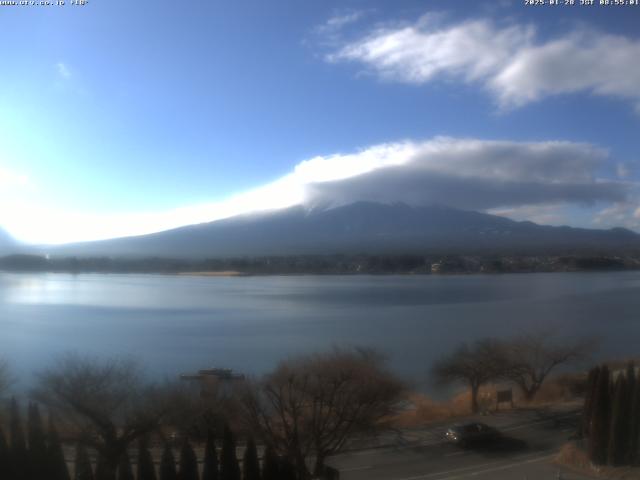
[159,444,178,480]
[95,454,110,480]
[202,431,218,480]
[0,426,11,480]
[27,402,47,480]
[629,370,640,465]
[608,375,628,465]
[628,363,637,402]
[178,439,199,480]
[624,363,636,464]
[278,456,296,480]
[74,443,95,480]
[10,398,28,480]
[220,425,240,480]
[589,365,611,465]
[242,438,260,480]
[117,451,134,480]
[581,367,600,437]
[48,416,71,480]
[260,446,278,480]
[137,437,157,480]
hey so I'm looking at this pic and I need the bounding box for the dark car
[445,422,501,447]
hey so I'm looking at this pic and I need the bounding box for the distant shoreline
[1,253,639,276]
[176,271,247,277]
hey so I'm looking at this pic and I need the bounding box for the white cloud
[487,204,568,226]
[594,203,628,224]
[593,201,640,230]
[329,16,531,84]
[0,137,631,244]
[56,62,71,79]
[617,163,632,179]
[328,15,640,109]
[490,32,640,109]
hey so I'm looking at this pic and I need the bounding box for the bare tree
[432,339,507,413]
[32,354,169,480]
[160,378,238,441]
[501,332,593,401]
[242,348,405,480]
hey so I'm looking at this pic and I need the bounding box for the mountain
[47,202,640,258]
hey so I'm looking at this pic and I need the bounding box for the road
[328,405,595,480]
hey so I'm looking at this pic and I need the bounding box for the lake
[1,271,639,390]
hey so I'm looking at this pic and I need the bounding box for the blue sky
[1,0,639,243]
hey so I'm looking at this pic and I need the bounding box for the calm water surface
[1,271,639,388]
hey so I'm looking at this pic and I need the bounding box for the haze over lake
[1,271,639,389]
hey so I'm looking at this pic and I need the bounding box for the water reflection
[0,271,639,391]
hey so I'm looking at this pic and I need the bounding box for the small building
[180,367,245,397]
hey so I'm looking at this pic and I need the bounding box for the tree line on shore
[583,362,640,466]
[0,253,635,275]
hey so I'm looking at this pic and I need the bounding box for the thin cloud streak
[316,11,364,34]
[488,204,568,227]
[56,62,71,79]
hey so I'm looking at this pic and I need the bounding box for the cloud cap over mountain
[303,137,628,213]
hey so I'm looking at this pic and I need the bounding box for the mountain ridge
[41,202,640,258]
